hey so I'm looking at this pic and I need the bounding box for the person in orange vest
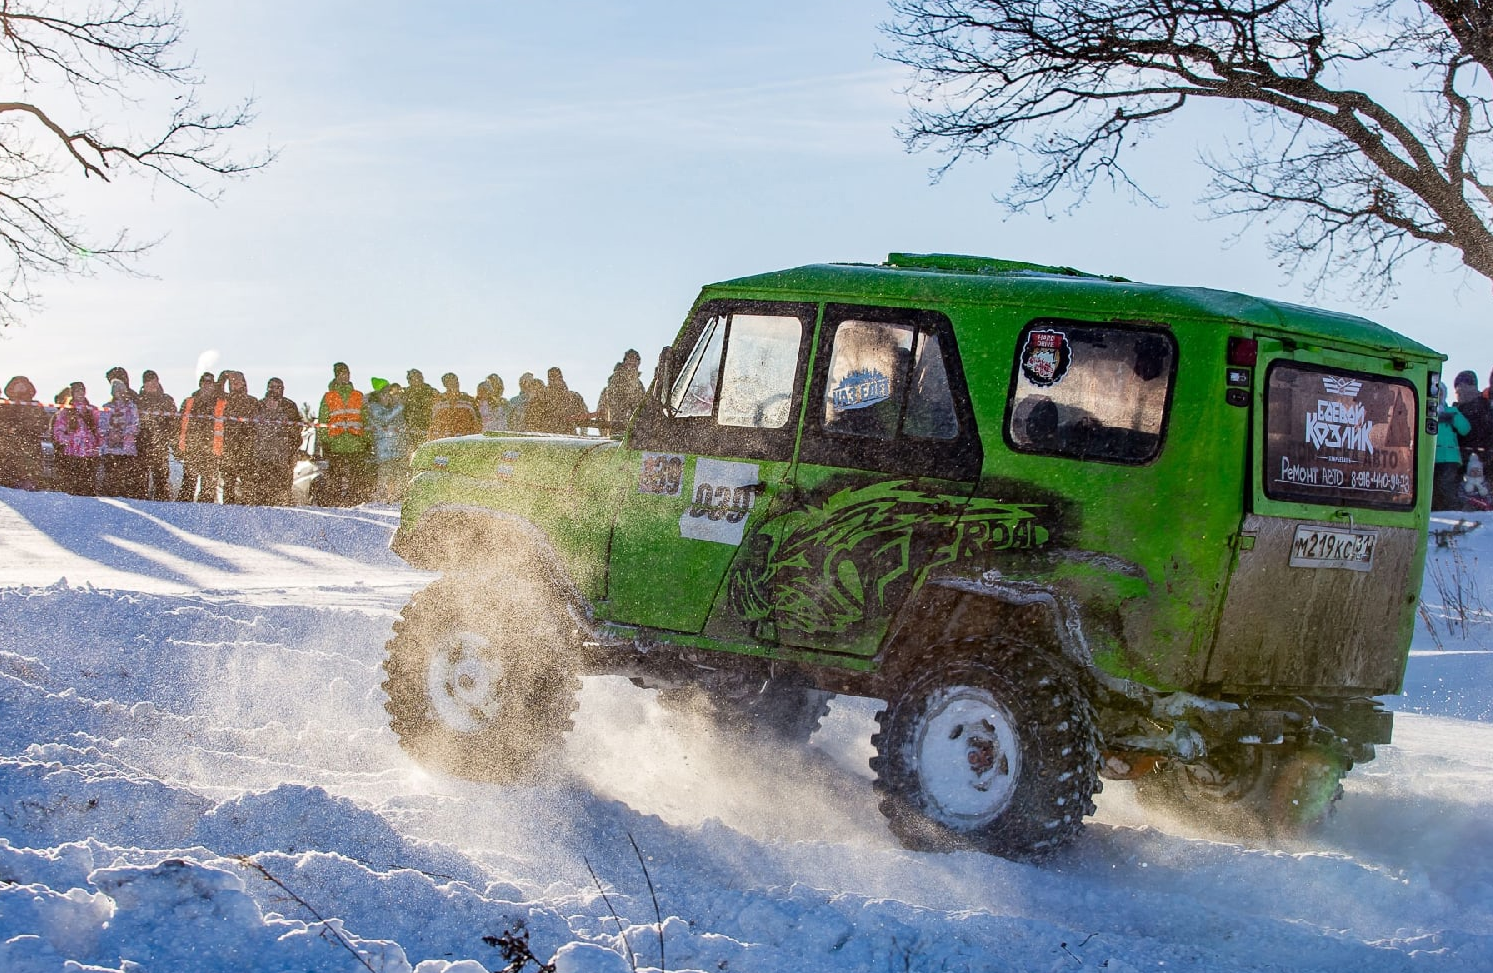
[177,371,226,502]
[316,361,371,506]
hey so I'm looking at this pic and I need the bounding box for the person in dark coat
[218,370,259,504]
[591,349,645,437]
[136,370,177,501]
[177,372,225,502]
[402,368,437,450]
[0,376,50,490]
[247,377,303,505]
[1453,370,1493,472]
[428,372,482,440]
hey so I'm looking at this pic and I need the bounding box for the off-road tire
[1133,744,1345,839]
[382,575,581,782]
[870,637,1100,861]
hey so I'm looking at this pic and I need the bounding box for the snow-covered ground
[0,486,1489,973]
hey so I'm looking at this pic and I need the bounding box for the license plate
[1288,525,1378,571]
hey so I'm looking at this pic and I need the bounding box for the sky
[2,0,1491,410]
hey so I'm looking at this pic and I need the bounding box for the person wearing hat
[1453,369,1493,474]
[1434,378,1472,510]
[427,372,482,440]
[0,376,49,490]
[177,371,226,502]
[402,368,436,451]
[365,377,408,502]
[316,361,371,506]
[101,367,145,497]
[52,381,103,496]
[98,378,142,497]
[136,370,178,502]
[218,370,259,504]
[592,349,645,438]
[247,376,303,505]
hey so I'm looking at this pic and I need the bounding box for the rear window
[1006,321,1176,464]
[1263,363,1417,510]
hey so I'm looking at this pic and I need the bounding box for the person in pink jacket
[99,378,141,497]
[52,381,102,495]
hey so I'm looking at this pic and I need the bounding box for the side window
[800,305,980,480]
[634,301,812,462]
[717,314,802,428]
[1007,321,1175,465]
[821,320,959,441]
[669,315,724,418]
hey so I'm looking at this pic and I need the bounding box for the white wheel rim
[427,629,504,733]
[912,685,1021,826]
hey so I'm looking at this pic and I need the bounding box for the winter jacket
[1456,392,1493,466]
[220,388,260,467]
[136,389,178,459]
[1438,404,1471,465]
[252,394,304,467]
[179,389,226,459]
[317,383,370,455]
[428,393,482,440]
[402,380,436,438]
[0,395,49,487]
[53,401,103,458]
[367,396,407,463]
[477,396,510,432]
[99,399,140,456]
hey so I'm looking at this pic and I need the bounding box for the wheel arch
[394,505,589,607]
[875,579,1096,692]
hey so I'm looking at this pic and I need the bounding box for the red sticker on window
[1020,330,1071,387]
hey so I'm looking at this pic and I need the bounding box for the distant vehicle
[383,253,1442,860]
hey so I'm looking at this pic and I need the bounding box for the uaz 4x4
[384,253,1441,860]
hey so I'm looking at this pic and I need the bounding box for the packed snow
[0,486,1489,972]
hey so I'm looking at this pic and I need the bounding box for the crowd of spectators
[0,350,649,507]
[1433,368,1493,511]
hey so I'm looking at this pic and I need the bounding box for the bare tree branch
[883,0,1493,297]
[0,0,270,325]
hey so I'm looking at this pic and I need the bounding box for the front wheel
[870,638,1100,861]
[382,576,581,782]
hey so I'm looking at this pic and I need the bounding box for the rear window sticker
[680,458,760,545]
[639,453,684,496]
[1020,329,1071,387]
[831,368,892,411]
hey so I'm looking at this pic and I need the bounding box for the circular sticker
[1020,329,1071,387]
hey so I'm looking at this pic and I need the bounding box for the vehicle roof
[703,253,1442,361]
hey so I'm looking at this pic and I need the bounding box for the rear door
[1208,342,1427,695]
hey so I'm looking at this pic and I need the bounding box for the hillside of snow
[0,486,1490,972]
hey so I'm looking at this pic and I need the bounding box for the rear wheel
[870,637,1100,861]
[382,576,581,782]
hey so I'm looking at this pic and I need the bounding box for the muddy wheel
[658,672,833,744]
[1134,744,1344,839]
[870,637,1100,861]
[382,576,581,782]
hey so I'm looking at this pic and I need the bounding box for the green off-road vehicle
[384,253,1441,859]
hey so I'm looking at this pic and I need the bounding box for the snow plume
[194,349,221,381]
